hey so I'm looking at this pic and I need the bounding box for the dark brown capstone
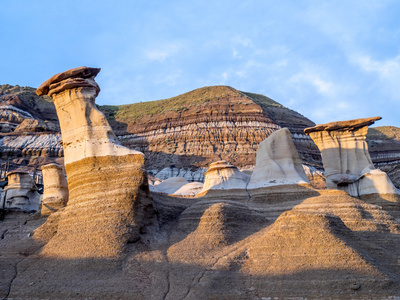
[304,116,382,134]
[36,66,101,97]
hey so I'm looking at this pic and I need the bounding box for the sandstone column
[40,163,69,216]
[35,67,154,258]
[305,117,399,197]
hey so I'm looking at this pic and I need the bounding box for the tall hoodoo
[305,117,399,197]
[35,67,154,258]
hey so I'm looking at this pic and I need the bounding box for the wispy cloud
[145,42,183,61]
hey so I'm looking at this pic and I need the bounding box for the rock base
[35,154,154,258]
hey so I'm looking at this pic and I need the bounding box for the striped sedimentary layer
[0,133,63,158]
[102,86,319,172]
[36,154,154,258]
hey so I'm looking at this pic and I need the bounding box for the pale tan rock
[1,171,40,211]
[199,160,249,193]
[36,66,141,166]
[40,163,69,216]
[247,128,310,190]
[305,117,399,197]
[34,67,154,258]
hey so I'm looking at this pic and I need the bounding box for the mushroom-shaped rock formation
[305,117,399,198]
[149,177,189,194]
[247,128,310,190]
[34,67,154,258]
[198,161,249,195]
[0,171,40,211]
[40,163,69,216]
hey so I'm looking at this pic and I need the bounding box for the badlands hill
[99,85,320,176]
[1,84,400,187]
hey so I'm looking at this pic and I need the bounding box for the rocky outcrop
[248,128,310,190]
[0,84,58,131]
[305,117,399,197]
[0,171,41,211]
[34,67,155,258]
[0,85,61,173]
[199,160,249,194]
[40,163,68,216]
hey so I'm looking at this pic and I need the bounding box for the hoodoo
[305,117,399,197]
[34,67,154,258]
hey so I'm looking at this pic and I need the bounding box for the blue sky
[1,0,399,127]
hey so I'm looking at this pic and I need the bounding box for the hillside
[99,86,320,177]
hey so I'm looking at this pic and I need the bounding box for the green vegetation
[241,91,284,108]
[367,126,400,140]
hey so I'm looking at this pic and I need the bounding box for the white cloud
[354,54,400,79]
[145,43,182,61]
[289,71,335,97]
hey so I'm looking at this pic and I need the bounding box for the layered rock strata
[0,171,40,211]
[34,67,154,258]
[305,117,399,197]
[101,86,320,173]
[40,163,68,216]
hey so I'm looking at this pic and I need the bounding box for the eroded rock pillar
[305,117,399,197]
[40,163,68,216]
[1,171,41,212]
[35,67,154,258]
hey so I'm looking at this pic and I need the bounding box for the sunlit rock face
[1,171,40,211]
[305,117,399,197]
[34,67,154,258]
[248,128,310,190]
[40,163,68,216]
[199,160,249,194]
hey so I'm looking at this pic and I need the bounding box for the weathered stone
[40,163,68,216]
[199,160,249,193]
[36,66,101,97]
[0,171,40,211]
[34,67,154,258]
[305,117,399,197]
[248,128,310,189]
